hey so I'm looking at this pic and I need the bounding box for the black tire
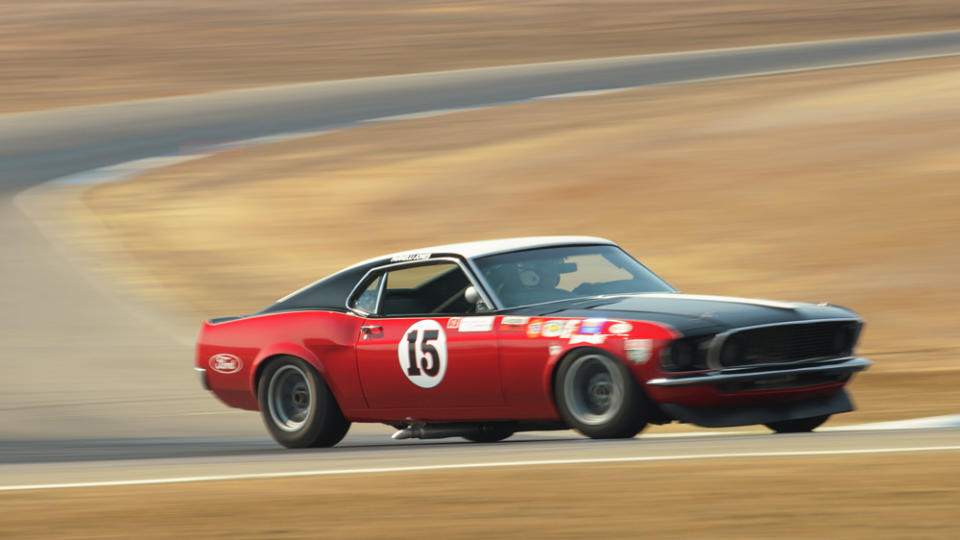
[257,356,350,448]
[765,414,830,433]
[462,423,515,443]
[554,350,647,439]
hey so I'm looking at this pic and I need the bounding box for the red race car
[195,237,871,448]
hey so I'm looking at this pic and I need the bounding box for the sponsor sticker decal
[390,252,432,262]
[609,322,633,334]
[447,318,461,329]
[500,316,530,330]
[458,316,495,332]
[526,319,544,338]
[209,353,243,374]
[569,334,607,345]
[579,318,606,334]
[625,339,653,364]
[398,320,448,388]
[560,320,580,339]
[548,345,563,356]
[541,320,565,338]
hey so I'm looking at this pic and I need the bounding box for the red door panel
[356,316,503,410]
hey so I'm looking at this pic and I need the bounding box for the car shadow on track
[0,433,587,465]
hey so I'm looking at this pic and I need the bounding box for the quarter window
[353,274,382,313]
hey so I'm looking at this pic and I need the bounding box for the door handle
[360,325,382,335]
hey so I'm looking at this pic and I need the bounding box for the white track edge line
[4,445,959,492]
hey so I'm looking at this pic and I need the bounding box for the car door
[352,259,504,411]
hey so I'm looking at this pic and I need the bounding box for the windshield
[474,245,675,308]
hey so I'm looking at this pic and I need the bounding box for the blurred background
[2,1,960,538]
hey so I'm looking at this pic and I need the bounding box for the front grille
[716,321,860,369]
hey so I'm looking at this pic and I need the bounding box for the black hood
[509,293,859,336]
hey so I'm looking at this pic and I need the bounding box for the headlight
[720,336,746,367]
[660,336,713,372]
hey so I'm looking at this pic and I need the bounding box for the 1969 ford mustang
[195,237,871,448]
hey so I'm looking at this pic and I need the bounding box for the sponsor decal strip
[526,319,543,338]
[390,252,432,262]
[625,339,653,364]
[569,334,607,345]
[500,316,530,330]
[4,445,959,491]
[527,318,635,339]
[560,320,579,338]
[609,322,633,334]
[540,320,565,338]
[579,318,606,334]
[458,316,495,332]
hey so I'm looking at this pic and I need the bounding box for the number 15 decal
[397,320,448,388]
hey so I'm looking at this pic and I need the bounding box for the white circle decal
[397,320,448,388]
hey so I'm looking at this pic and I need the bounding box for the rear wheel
[765,414,830,433]
[258,356,350,448]
[554,350,647,439]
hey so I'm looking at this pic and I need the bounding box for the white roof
[277,236,618,304]
[353,236,616,268]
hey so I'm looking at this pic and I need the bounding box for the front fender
[540,320,679,399]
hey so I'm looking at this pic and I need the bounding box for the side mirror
[464,286,480,304]
[464,286,490,313]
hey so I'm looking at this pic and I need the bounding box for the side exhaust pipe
[391,423,484,440]
[389,420,565,441]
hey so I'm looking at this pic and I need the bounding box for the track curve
[2,30,960,478]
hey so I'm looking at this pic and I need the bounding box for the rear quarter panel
[196,311,365,412]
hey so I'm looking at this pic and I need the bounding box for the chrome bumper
[194,367,210,390]
[646,357,871,388]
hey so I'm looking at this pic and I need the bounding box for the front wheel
[554,350,647,439]
[765,414,830,433]
[258,356,350,448]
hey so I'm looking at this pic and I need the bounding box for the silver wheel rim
[563,354,625,426]
[267,365,314,432]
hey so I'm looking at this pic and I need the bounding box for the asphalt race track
[2,31,960,490]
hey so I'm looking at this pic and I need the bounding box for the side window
[352,274,382,314]
[379,262,474,317]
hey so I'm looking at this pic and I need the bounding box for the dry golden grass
[3,454,959,539]
[73,57,960,422]
[4,0,960,112]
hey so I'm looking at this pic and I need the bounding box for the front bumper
[646,357,871,388]
[644,357,870,427]
[658,389,854,428]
